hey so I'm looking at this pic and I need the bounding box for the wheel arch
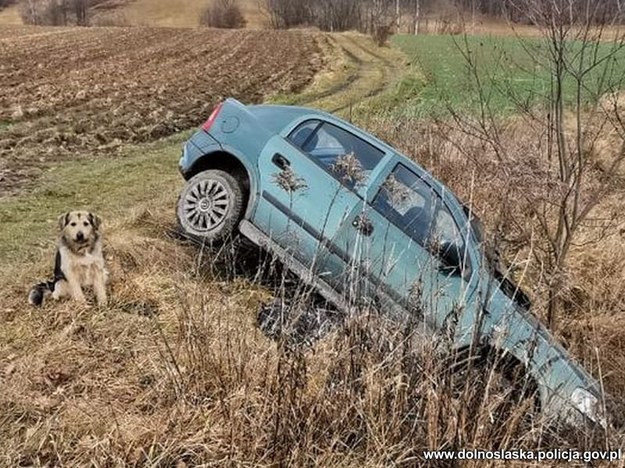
[185,150,258,219]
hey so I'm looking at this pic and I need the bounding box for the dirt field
[0,25,323,196]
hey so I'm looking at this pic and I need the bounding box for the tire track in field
[290,32,406,116]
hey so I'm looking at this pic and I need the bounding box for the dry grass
[0,201,609,465]
[0,120,622,465]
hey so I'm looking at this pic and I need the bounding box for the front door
[324,162,479,330]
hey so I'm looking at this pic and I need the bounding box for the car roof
[248,103,397,153]
[247,104,330,135]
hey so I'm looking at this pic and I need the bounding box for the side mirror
[437,240,464,275]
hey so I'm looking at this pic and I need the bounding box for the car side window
[288,120,322,153]
[372,164,435,246]
[373,164,466,256]
[288,120,385,187]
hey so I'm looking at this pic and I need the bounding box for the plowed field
[0,26,323,195]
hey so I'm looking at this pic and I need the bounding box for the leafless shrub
[372,23,393,46]
[199,0,246,29]
[19,0,63,25]
[436,14,465,34]
[429,0,625,330]
[331,152,365,186]
[272,167,307,193]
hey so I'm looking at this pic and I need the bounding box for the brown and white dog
[28,211,108,307]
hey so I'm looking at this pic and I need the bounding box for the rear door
[252,119,388,271]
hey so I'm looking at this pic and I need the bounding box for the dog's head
[58,210,102,253]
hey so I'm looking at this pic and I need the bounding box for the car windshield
[462,205,532,309]
[462,205,485,245]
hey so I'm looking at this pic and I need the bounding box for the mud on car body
[176,98,608,428]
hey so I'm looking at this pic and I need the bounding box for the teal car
[176,98,607,428]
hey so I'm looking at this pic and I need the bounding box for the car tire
[176,169,245,244]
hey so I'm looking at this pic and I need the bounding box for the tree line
[17,0,101,26]
[11,0,625,29]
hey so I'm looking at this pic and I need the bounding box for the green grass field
[390,34,625,117]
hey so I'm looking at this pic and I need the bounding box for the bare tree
[19,0,40,24]
[445,0,625,329]
[18,0,91,25]
[413,0,421,34]
[73,0,87,25]
[262,0,312,29]
[262,0,397,37]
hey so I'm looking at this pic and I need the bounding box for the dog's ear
[58,212,70,231]
[88,212,102,231]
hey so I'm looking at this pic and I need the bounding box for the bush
[199,0,246,29]
[372,24,392,46]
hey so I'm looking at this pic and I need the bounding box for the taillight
[201,102,224,132]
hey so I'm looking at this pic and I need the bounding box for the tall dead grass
[2,101,625,464]
[0,193,619,465]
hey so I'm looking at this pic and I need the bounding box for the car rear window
[288,120,385,187]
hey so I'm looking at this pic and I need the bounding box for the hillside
[111,0,266,28]
[0,2,19,24]
[0,0,267,28]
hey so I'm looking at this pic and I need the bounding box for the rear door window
[288,120,385,188]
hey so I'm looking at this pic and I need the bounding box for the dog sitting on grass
[28,211,108,307]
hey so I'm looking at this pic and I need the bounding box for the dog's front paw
[73,296,88,305]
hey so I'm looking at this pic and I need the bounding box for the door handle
[272,153,291,171]
[352,214,374,237]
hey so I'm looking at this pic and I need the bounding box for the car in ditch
[176,97,607,428]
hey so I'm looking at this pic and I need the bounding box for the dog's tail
[28,281,54,307]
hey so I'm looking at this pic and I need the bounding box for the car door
[323,162,480,330]
[252,119,386,270]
